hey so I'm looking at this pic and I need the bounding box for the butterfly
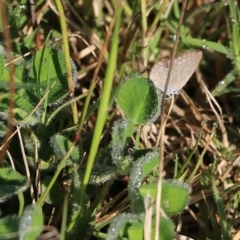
[149,50,202,95]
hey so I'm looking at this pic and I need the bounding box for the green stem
[17,192,24,216]
[54,0,78,124]
[67,7,122,231]
[79,7,121,207]
[229,0,240,70]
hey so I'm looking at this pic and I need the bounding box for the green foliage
[106,213,175,240]
[0,17,80,239]
[0,216,20,240]
[50,134,80,165]
[0,206,43,240]
[19,205,43,240]
[140,180,191,216]
[212,70,240,96]
[111,118,134,165]
[116,75,162,124]
[0,168,28,201]
[128,151,159,213]
[1,0,240,240]
[28,47,74,105]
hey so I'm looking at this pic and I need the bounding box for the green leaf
[13,108,39,124]
[128,151,159,213]
[141,152,159,179]
[116,75,162,124]
[26,156,51,171]
[0,168,29,201]
[0,93,33,112]
[212,69,239,96]
[106,213,175,240]
[181,36,228,54]
[0,94,38,125]
[123,219,143,240]
[111,119,134,165]
[152,217,175,240]
[139,180,191,216]
[28,47,75,105]
[50,134,80,165]
[0,64,28,84]
[122,217,175,240]
[0,215,20,240]
[90,151,115,184]
[19,205,43,240]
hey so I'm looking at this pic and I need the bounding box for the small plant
[0,44,193,239]
[1,1,240,240]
